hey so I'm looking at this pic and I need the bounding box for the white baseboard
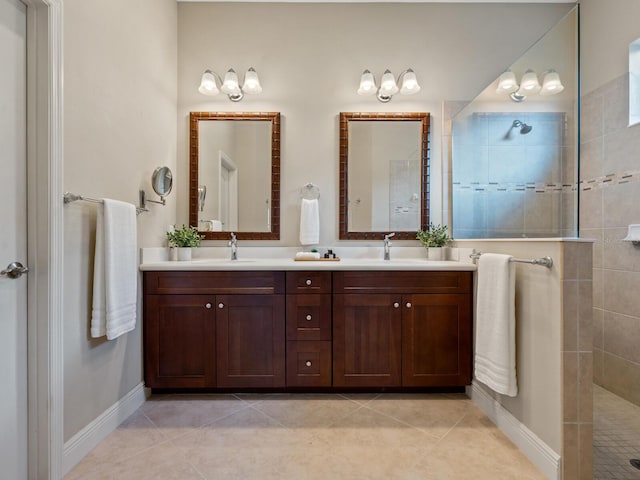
[62,382,147,475]
[467,382,561,480]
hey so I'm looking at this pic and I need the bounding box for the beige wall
[63,0,177,441]
[459,239,593,478]
[459,240,564,452]
[580,0,640,406]
[580,0,640,95]
[177,2,573,246]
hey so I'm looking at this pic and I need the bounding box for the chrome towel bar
[63,192,148,215]
[470,252,553,269]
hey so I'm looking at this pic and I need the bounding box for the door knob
[306,314,312,321]
[305,361,312,367]
[218,303,224,309]
[305,279,312,286]
[406,302,412,308]
[393,302,400,308]
[1,262,29,279]
[205,303,212,309]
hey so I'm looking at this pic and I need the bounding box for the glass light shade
[221,69,241,95]
[540,70,565,95]
[496,70,518,94]
[242,67,262,94]
[517,69,541,94]
[379,69,399,96]
[357,70,377,96]
[198,70,219,96]
[399,69,421,95]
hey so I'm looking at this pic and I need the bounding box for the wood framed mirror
[339,112,430,240]
[189,112,280,240]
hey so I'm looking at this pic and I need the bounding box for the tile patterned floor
[594,384,640,480]
[65,393,546,480]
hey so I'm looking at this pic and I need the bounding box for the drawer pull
[306,314,312,321]
[305,279,312,286]
[393,302,400,308]
[218,303,224,309]
[406,302,412,308]
[205,303,212,309]
[305,361,312,367]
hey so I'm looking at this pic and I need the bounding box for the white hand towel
[299,198,319,245]
[91,199,138,340]
[474,253,518,397]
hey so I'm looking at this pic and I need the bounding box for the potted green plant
[416,223,451,260]
[166,224,203,261]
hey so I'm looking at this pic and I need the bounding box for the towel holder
[63,192,148,215]
[300,183,320,200]
[470,251,553,269]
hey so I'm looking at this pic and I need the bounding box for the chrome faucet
[383,232,395,261]
[229,232,238,260]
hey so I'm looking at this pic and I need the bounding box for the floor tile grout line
[359,401,450,442]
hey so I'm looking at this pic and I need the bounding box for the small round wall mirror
[152,166,173,198]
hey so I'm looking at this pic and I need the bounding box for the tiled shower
[452,112,576,239]
[581,72,640,478]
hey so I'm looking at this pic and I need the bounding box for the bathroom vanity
[141,259,474,391]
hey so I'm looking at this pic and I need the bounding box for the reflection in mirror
[151,166,173,197]
[451,7,578,239]
[189,112,280,240]
[630,38,640,127]
[339,112,430,240]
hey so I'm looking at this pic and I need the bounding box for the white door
[218,151,238,231]
[0,0,28,478]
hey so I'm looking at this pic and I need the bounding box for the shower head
[512,120,533,134]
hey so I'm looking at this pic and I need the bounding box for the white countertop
[139,247,477,271]
[140,257,476,271]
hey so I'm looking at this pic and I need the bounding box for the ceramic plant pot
[425,247,443,261]
[177,247,192,261]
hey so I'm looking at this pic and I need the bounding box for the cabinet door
[333,294,402,387]
[216,294,286,388]
[144,295,216,388]
[402,294,472,387]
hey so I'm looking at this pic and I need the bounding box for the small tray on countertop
[293,257,341,262]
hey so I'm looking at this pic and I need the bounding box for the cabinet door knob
[205,303,212,309]
[305,361,312,367]
[305,279,312,286]
[306,314,312,321]
[393,302,400,308]
[406,302,412,308]
[218,303,224,309]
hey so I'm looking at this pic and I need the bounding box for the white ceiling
[177,1,576,3]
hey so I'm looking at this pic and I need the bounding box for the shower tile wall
[581,73,640,407]
[452,112,574,239]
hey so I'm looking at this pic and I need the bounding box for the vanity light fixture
[357,68,421,103]
[496,69,564,102]
[198,67,262,102]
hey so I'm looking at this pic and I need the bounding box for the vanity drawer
[286,341,332,387]
[144,271,285,295]
[286,271,331,294]
[286,294,331,341]
[333,271,472,294]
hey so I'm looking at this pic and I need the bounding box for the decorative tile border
[580,170,640,191]
[453,182,576,194]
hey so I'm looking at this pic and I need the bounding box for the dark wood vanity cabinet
[332,271,473,388]
[143,271,286,389]
[143,269,472,390]
[285,272,332,387]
